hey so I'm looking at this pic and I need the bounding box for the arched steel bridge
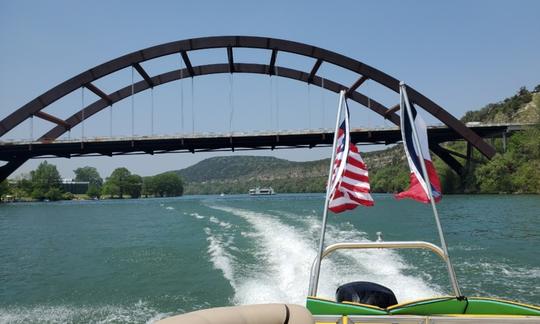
[0,36,496,181]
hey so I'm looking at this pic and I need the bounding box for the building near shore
[60,179,89,194]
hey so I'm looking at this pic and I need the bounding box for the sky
[1,0,539,179]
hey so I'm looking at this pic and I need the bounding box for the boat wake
[204,227,237,291]
[201,204,442,305]
[0,301,169,324]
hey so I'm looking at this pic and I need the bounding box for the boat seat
[156,303,315,324]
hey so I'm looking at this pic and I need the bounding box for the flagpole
[400,82,462,297]
[308,90,346,296]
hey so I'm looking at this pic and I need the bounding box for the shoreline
[2,191,539,204]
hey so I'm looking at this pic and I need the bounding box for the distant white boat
[248,187,275,195]
[220,193,225,197]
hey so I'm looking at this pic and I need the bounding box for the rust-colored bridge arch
[0,36,495,180]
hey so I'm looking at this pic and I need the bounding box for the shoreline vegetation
[1,85,539,202]
[1,165,184,202]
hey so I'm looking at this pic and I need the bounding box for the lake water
[0,194,539,323]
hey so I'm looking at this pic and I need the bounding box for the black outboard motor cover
[336,281,398,308]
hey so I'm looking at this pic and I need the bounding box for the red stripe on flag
[343,170,370,183]
[348,194,375,206]
[340,182,371,193]
[346,157,366,170]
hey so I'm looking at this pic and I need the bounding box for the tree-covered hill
[167,147,407,195]
[441,86,540,194]
[176,156,327,183]
[461,85,540,123]
[166,85,539,195]
[172,155,328,194]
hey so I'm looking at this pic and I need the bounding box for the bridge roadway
[0,123,527,161]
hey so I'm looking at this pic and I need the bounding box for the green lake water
[0,194,538,323]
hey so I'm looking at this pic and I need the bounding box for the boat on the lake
[249,187,275,196]
[158,89,539,324]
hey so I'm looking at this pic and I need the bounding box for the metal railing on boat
[308,240,458,297]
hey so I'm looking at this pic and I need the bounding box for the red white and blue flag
[328,98,374,213]
[396,85,442,203]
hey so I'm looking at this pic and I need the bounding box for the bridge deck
[0,124,525,160]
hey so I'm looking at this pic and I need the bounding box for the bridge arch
[0,36,495,180]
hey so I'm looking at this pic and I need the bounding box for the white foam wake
[189,212,204,219]
[204,227,237,291]
[206,205,441,305]
[209,216,232,229]
[208,205,316,304]
[0,301,169,324]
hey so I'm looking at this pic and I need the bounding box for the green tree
[475,154,515,193]
[30,161,62,200]
[45,187,64,201]
[18,177,33,197]
[370,166,409,193]
[151,172,184,197]
[7,174,32,200]
[101,181,120,198]
[126,174,143,198]
[512,162,540,193]
[86,184,102,198]
[438,165,462,194]
[74,166,103,186]
[0,180,9,200]
[105,167,131,198]
[74,166,103,197]
[103,168,143,198]
[142,176,156,197]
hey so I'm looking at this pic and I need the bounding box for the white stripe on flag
[341,177,370,190]
[345,164,369,177]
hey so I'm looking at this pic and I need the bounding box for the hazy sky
[1,0,539,179]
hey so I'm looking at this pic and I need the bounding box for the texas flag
[395,84,442,203]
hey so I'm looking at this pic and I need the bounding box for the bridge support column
[429,143,464,176]
[502,131,507,153]
[465,142,472,172]
[0,158,28,183]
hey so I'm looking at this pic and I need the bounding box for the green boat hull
[306,296,540,317]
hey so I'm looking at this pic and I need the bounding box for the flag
[396,84,442,203]
[328,99,374,213]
